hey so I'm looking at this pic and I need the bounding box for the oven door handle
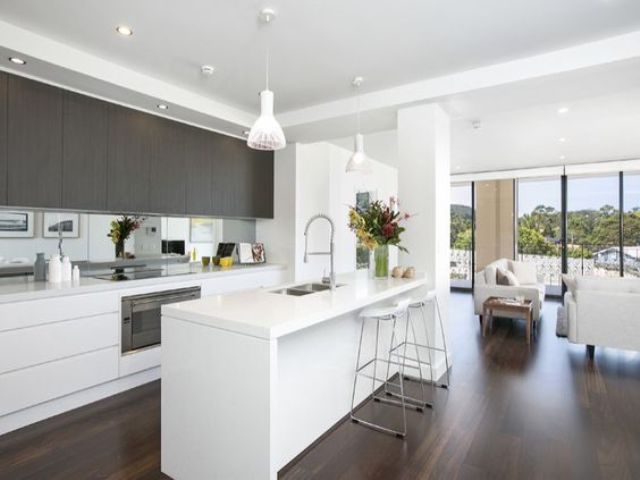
[130,293,199,313]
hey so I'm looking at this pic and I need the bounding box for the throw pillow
[562,274,577,297]
[497,267,520,286]
[511,261,538,285]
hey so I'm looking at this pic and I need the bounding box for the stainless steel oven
[121,286,201,353]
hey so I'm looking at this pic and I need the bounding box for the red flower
[382,223,395,238]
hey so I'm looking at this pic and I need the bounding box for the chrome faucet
[303,214,336,290]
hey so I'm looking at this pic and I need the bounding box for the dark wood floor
[1,293,639,479]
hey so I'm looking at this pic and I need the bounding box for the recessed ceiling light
[8,57,26,65]
[242,130,250,136]
[201,65,215,76]
[559,155,566,161]
[157,103,168,110]
[455,165,461,170]
[116,25,133,36]
[558,137,566,143]
[557,107,569,115]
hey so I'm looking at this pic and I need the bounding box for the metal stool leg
[418,302,438,406]
[434,297,450,389]
[350,317,367,417]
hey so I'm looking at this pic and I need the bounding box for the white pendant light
[346,77,371,173]
[247,8,286,151]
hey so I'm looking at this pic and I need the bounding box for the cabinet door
[149,117,186,215]
[185,127,214,215]
[0,72,7,205]
[7,75,62,208]
[107,105,153,213]
[211,136,274,218]
[62,91,108,210]
[248,148,274,218]
[211,135,245,217]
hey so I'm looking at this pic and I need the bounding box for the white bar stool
[406,290,450,389]
[350,298,421,438]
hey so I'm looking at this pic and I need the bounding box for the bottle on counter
[48,254,62,284]
[72,265,81,283]
[34,252,47,281]
[61,256,72,282]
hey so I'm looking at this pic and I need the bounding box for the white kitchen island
[161,271,426,480]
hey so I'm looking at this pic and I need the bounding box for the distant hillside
[451,204,472,219]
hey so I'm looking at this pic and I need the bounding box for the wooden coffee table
[482,296,534,344]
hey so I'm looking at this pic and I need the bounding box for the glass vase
[115,239,125,259]
[373,245,389,278]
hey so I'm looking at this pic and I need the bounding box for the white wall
[257,141,398,282]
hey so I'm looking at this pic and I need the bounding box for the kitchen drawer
[0,313,118,375]
[0,292,118,332]
[0,346,119,416]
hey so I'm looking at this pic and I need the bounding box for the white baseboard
[0,367,160,436]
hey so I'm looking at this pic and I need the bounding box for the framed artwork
[190,218,215,243]
[43,212,80,238]
[0,211,34,238]
[237,242,266,264]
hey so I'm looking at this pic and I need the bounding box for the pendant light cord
[265,46,270,90]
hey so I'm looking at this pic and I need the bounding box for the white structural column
[397,103,451,379]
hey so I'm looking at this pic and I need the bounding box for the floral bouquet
[108,215,144,259]
[348,197,410,276]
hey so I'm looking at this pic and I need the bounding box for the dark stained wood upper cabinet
[211,136,274,218]
[107,105,153,213]
[248,148,274,218]
[62,92,108,211]
[1,71,273,218]
[7,75,62,208]
[185,127,214,215]
[0,72,7,205]
[149,118,186,215]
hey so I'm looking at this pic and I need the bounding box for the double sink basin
[271,282,344,297]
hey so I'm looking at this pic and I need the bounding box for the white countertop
[0,264,285,304]
[162,271,427,339]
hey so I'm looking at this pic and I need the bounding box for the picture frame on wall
[0,211,35,238]
[190,218,215,243]
[43,212,80,238]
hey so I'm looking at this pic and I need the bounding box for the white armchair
[473,258,546,322]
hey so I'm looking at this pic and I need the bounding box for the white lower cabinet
[0,313,118,375]
[0,266,286,434]
[0,346,119,416]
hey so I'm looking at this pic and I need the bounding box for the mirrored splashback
[0,209,256,276]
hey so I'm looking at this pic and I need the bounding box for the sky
[452,174,640,214]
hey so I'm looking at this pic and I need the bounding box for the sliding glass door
[624,173,640,277]
[450,183,473,288]
[567,174,620,277]
[516,177,562,295]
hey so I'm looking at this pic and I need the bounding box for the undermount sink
[271,282,344,296]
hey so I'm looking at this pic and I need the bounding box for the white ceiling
[1,0,640,113]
